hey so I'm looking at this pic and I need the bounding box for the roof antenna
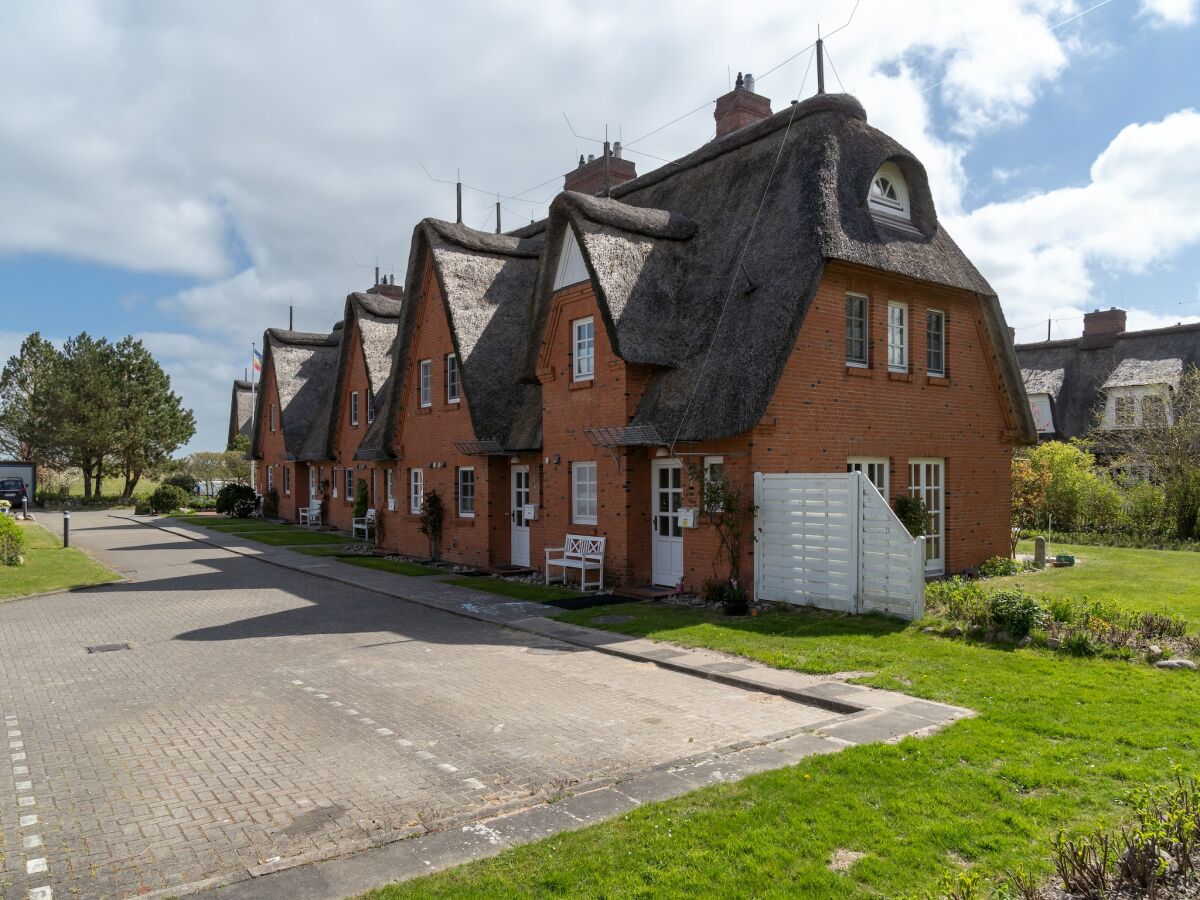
[495,193,501,235]
[816,25,825,95]
[456,169,463,224]
[603,125,611,197]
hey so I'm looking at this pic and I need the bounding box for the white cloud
[1139,0,1198,26]
[952,109,1200,334]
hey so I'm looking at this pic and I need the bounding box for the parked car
[0,477,28,506]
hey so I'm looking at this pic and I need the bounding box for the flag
[252,348,263,373]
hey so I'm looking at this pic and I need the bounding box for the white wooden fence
[753,472,925,620]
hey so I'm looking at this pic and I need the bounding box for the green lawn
[0,521,120,600]
[444,576,584,603]
[170,515,364,547]
[336,557,443,577]
[993,540,1200,622]
[372,551,1200,899]
[171,515,298,533]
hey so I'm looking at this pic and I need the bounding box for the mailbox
[522,503,538,520]
[677,507,698,528]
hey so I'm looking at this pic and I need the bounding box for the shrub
[148,484,189,514]
[134,500,151,515]
[893,495,931,538]
[419,490,444,561]
[163,473,198,494]
[1079,475,1124,533]
[216,483,257,517]
[979,555,1030,577]
[354,478,368,520]
[925,577,991,629]
[263,488,279,518]
[1125,481,1167,538]
[0,515,26,566]
[987,589,1046,638]
[1061,628,1099,657]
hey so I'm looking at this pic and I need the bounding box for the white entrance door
[308,467,318,505]
[510,465,530,567]
[651,460,684,586]
[908,459,945,576]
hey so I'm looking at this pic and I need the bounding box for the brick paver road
[0,514,835,898]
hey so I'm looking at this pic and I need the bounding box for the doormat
[545,593,625,611]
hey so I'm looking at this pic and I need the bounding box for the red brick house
[250,326,341,521]
[227,379,254,449]
[359,222,543,567]
[508,89,1034,589]
[297,290,403,530]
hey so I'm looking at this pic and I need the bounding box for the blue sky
[1,0,1198,452]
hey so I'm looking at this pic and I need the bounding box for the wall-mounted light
[655,447,669,458]
[509,455,521,464]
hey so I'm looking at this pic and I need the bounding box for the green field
[0,520,120,600]
[992,540,1200,622]
[444,576,584,603]
[369,543,1200,899]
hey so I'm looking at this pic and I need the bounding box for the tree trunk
[82,457,93,500]
[124,470,140,498]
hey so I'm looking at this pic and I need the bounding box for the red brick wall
[254,364,312,523]
[327,318,379,533]
[378,257,497,567]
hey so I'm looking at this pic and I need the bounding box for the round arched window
[868,162,910,220]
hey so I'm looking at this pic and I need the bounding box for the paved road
[0,513,838,898]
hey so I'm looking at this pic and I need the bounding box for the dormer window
[868,162,911,223]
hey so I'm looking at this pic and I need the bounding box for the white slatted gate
[753,472,925,619]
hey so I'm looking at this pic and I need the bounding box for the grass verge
[370,565,1200,897]
[444,576,584,603]
[995,540,1200,623]
[0,521,120,600]
[336,557,443,577]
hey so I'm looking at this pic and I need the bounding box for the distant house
[1016,309,1200,441]
[228,379,255,448]
[250,326,341,521]
[297,290,403,531]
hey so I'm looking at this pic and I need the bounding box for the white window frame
[845,293,869,367]
[457,467,475,517]
[909,458,945,576]
[367,392,375,424]
[409,468,424,514]
[418,359,432,408]
[868,162,911,222]
[888,301,908,373]
[572,317,595,382]
[926,309,945,377]
[847,457,889,499]
[267,466,274,492]
[571,461,598,525]
[446,353,461,404]
[702,456,725,512]
[344,467,354,503]
[283,466,291,495]
[350,390,360,426]
[269,404,277,432]
[385,469,393,503]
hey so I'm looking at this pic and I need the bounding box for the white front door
[510,465,530,567]
[651,460,684,586]
[909,459,945,576]
[308,467,318,504]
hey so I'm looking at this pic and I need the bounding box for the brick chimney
[1080,307,1127,349]
[714,72,772,139]
[563,142,636,196]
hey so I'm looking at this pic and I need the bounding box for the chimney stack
[1080,307,1127,349]
[714,71,772,139]
[564,143,637,196]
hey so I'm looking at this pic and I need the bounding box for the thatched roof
[298,292,402,462]
[518,92,1035,445]
[1016,322,1200,438]
[250,327,341,461]
[360,219,545,459]
[228,379,255,447]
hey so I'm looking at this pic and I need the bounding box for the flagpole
[250,341,257,491]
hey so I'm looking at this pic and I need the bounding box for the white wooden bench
[299,503,322,527]
[545,534,606,592]
[352,508,376,541]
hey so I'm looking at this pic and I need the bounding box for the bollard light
[63,509,70,548]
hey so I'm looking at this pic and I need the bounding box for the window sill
[445,401,462,410]
[456,516,476,527]
[845,365,873,378]
[568,379,594,391]
[573,518,598,527]
[926,375,949,387]
[888,371,912,382]
[416,406,432,416]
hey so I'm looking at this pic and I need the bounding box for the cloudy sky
[1,0,1198,452]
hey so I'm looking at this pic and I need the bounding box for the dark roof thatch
[361,220,545,459]
[1016,322,1200,438]
[298,292,402,462]
[228,379,255,447]
[517,92,1035,444]
[250,328,341,461]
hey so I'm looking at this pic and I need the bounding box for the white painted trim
[553,229,589,290]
